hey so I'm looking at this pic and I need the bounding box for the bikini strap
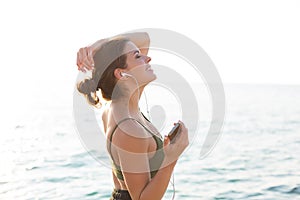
[108,118,136,160]
[107,117,164,180]
[108,117,160,156]
[109,117,136,143]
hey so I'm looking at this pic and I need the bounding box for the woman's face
[122,41,156,84]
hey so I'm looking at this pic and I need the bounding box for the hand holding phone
[167,122,181,143]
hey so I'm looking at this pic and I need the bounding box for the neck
[112,86,145,119]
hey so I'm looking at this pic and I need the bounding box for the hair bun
[77,78,97,95]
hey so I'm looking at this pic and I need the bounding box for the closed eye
[134,50,141,59]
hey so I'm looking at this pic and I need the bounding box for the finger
[180,125,187,135]
[77,53,85,70]
[177,124,187,136]
[163,136,170,146]
[178,120,186,129]
[77,47,93,72]
[81,49,89,65]
[80,47,87,60]
[82,62,93,71]
[87,47,94,64]
[77,48,85,69]
[174,120,181,125]
[82,48,94,71]
[79,47,85,60]
[78,66,86,73]
[76,51,80,67]
[80,62,87,70]
[85,61,94,70]
[78,65,86,73]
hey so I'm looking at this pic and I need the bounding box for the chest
[106,119,162,158]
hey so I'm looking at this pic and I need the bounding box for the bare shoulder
[113,119,149,153]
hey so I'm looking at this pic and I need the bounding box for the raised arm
[76,32,150,72]
[116,32,150,56]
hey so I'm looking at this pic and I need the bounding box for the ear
[114,68,124,80]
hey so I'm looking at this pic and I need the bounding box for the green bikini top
[107,115,165,181]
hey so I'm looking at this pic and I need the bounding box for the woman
[76,32,189,200]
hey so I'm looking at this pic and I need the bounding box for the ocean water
[1,84,300,199]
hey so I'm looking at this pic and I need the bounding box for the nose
[145,55,151,63]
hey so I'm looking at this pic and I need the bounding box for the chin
[143,74,156,85]
[149,73,157,82]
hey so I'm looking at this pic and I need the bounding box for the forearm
[139,161,177,200]
[89,32,150,57]
[114,32,150,55]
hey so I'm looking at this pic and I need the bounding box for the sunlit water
[1,84,300,199]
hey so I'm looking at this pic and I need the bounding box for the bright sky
[1,0,300,124]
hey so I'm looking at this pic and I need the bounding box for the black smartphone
[168,123,181,143]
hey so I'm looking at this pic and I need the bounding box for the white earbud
[121,72,132,77]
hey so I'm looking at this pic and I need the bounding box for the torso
[102,106,162,190]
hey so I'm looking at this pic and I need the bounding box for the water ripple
[265,184,300,195]
[287,186,300,194]
[86,191,98,196]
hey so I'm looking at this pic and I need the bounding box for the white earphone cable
[123,73,151,120]
[143,89,151,121]
[123,72,175,200]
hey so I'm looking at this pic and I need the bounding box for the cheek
[136,60,145,67]
[130,62,146,73]
[126,58,143,69]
